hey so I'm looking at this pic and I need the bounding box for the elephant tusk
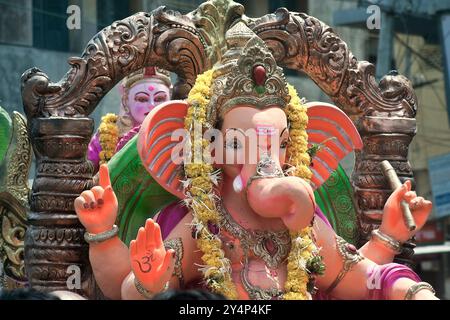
[233,174,244,193]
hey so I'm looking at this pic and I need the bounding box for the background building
[0,0,449,298]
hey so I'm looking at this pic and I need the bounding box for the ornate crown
[206,22,290,126]
[123,66,171,89]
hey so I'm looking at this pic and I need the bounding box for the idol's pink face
[127,80,170,124]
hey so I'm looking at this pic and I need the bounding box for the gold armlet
[325,235,364,295]
[404,282,436,300]
[164,237,184,288]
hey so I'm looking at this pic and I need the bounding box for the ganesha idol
[74,22,436,300]
[87,67,172,171]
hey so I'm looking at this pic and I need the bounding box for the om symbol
[134,251,156,273]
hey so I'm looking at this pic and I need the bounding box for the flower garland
[184,70,239,299]
[98,113,119,165]
[283,84,323,300]
[285,84,313,181]
[183,70,323,300]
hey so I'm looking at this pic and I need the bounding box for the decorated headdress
[137,22,363,300]
[122,66,171,89]
[206,22,289,127]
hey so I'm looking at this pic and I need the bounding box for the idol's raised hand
[380,180,432,242]
[74,164,118,234]
[130,218,175,293]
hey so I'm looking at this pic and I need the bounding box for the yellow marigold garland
[98,113,119,165]
[184,70,239,300]
[285,84,313,181]
[183,70,322,300]
[282,84,321,300]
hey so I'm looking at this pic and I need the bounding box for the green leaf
[307,137,337,159]
[0,106,12,164]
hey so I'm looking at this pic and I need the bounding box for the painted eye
[136,95,149,103]
[154,95,167,103]
[280,139,288,149]
[225,138,242,150]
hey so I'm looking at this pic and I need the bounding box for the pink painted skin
[127,80,170,125]
[75,105,435,300]
[220,107,316,233]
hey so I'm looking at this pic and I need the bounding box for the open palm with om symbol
[130,218,175,293]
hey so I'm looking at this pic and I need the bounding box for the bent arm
[314,217,437,300]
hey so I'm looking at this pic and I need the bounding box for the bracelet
[164,238,185,288]
[134,277,169,300]
[404,282,436,300]
[84,225,119,244]
[371,229,402,254]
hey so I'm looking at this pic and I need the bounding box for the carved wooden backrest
[0,107,31,290]
[20,0,417,297]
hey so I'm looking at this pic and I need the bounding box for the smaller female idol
[87,67,172,171]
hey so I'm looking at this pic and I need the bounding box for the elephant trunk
[237,153,315,232]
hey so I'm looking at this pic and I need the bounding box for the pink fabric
[115,125,141,153]
[87,125,141,173]
[156,201,189,240]
[367,263,421,300]
[314,206,332,228]
[316,263,422,300]
[87,132,102,172]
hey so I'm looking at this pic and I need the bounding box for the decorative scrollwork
[21,1,246,117]
[252,10,417,118]
[190,0,245,63]
[345,62,417,117]
[251,10,348,96]
[1,207,27,282]
[4,113,31,209]
[105,14,151,73]
[0,109,30,288]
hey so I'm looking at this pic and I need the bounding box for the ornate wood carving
[20,0,419,295]
[0,111,31,289]
[21,1,245,119]
[250,9,417,263]
[23,118,96,295]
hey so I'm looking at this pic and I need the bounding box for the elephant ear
[137,100,188,199]
[305,102,363,190]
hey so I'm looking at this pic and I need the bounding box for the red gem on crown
[144,66,157,77]
[253,65,266,86]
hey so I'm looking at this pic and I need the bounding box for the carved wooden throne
[18,0,418,298]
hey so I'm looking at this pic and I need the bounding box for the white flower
[209,169,222,186]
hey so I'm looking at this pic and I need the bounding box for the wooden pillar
[24,117,96,296]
